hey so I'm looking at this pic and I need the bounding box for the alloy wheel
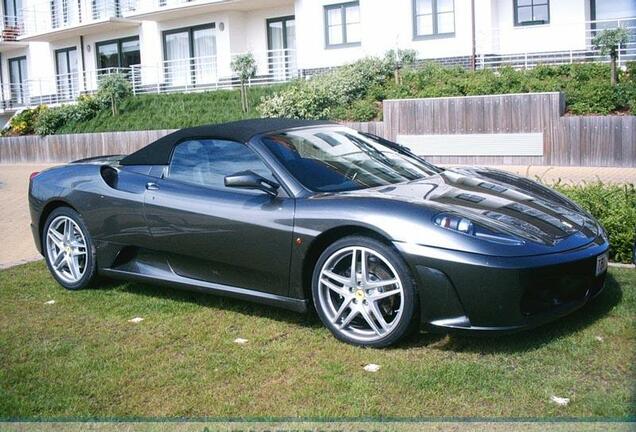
[317,246,404,343]
[46,215,88,284]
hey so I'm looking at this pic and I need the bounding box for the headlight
[434,214,473,234]
[434,213,525,246]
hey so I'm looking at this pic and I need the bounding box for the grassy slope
[56,85,285,134]
[0,262,634,418]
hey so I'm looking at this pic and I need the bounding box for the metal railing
[0,49,297,112]
[474,17,636,69]
[0,15,23,39]
[16,0,120,36]
[130,49,298,94]
[0,68,130,111]
[121,0,223,15]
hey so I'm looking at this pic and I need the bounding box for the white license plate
[595,252,608,276]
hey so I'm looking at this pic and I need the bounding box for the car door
[142,138,295,296]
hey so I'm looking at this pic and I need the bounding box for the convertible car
[29,119,609,347]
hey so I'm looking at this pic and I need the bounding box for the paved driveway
[0,164,55,269]
[1,163,635,269]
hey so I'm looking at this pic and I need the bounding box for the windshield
[262,127,440,193]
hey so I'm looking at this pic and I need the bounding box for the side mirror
[224,170,280,197]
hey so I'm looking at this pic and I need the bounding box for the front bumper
[396,235,609,333]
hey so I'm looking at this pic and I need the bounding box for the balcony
[0,49,297,112]
[0,67,129,112]
[130,48,298,94]
[475,17,636,69]
[120,0,292,20]
[17,0,137,41]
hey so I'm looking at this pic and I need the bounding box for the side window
[168,139,274,189]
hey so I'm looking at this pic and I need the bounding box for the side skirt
[99,267,308,314]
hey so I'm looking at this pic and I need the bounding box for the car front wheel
[312,236,417,347]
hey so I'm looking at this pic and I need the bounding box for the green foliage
[556,182,636,263]
[96,73,132,116]
[230,53,257,83]
[592,28,630,58]
[384,48,418,72]
[33,105,71,136]
[260,60,635,121]
[32,95,105,136]
[390,62,635,116]
[3,105,47,136]
[259,56,392,119]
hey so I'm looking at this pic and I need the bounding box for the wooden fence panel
[0,92,634,167]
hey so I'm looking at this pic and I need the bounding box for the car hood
[336,167,601,250]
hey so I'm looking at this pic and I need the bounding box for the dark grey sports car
[29,119,609,347]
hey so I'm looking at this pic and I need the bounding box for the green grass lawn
[55,85,285,134]
[0,262,634,418]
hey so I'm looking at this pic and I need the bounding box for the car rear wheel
[312,236,418,347]
[43,207,97,290]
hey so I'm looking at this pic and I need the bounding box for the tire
[42,207,97,290]
[312,235,418,348]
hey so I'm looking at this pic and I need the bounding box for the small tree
[384,49,417,85]
[97,73,132,116]
[593,27,630,86]
[231,53,257,113]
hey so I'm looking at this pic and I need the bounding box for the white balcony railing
[14,0,120,36]
[0,68,130,111]
[475,17,636,69]
[130,49,298,94]
[0,50,297,112]
[121,0,225,16]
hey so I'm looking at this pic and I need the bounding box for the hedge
[260,60,636,121]
[556,182,636,264]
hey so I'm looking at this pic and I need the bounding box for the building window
[591,0,636,21]
[55,47,78,101]
[514,0,550,26]
[163,23,217,87]
[3,0,23,27]
[413,0,455,39]
[324,2,361,48]
[8,56,27,104]
[96,36,140,70]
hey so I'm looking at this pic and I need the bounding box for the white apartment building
[0,0,634,121]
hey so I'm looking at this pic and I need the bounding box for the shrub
[555,182,636,263]
[33,105,71,136]
[97,73,132,116]
[259,56,392,120]
[3,105,47,136]
[566,81,625,115]
[31,95,106,136]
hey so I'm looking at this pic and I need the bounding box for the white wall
[295,0,596,69]
[295,0,480,70]
[491,0,590,54]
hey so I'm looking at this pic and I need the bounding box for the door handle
[145,182,159,191]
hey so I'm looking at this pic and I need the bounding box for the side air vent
[100,165,119,189]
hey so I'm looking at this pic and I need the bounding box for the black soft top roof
[120,118,335,166]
